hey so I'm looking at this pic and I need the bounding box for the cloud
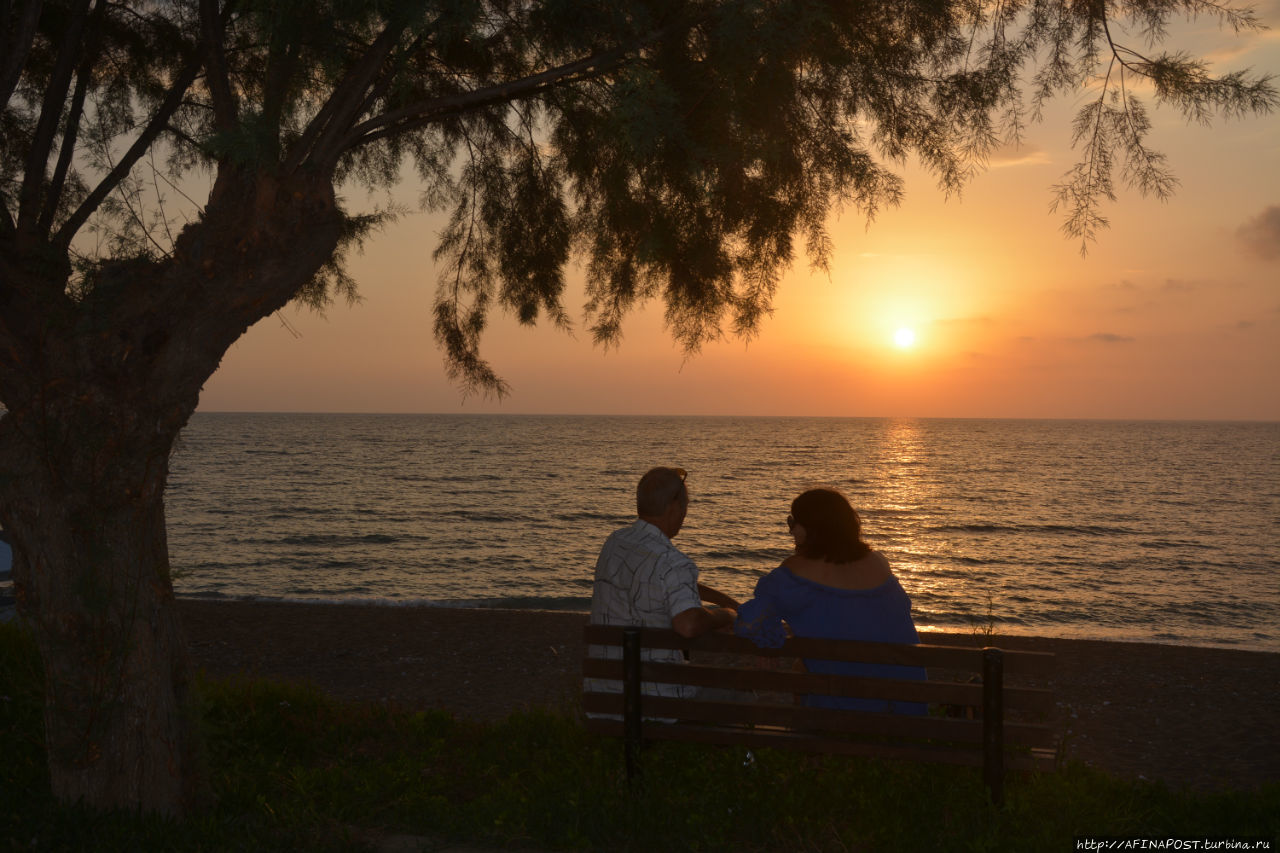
[1202,7,1280,63]
[1162,279,1199,294]
[1093,279,1143,314]
[988,146,1052,169]
[1237,205,1280,261]
[1102,279,1141,292]
[938,315,996,327]
[1086,333,1136,344]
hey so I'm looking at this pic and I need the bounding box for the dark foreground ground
[179,599,1279,792]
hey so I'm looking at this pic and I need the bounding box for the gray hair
[636,467,687,516]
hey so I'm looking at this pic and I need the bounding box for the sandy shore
[177,598,1278,793]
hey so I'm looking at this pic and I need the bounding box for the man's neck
[638,515,676,539]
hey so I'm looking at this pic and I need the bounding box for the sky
[198,6,1280,420]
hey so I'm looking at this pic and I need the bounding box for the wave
[926,522,1136,536]
[392,473,503,483]
[177,592,591,612]
[264,506,346,518]
[932,555,999,567]
[438,509,534,524]
[1135,539,1214,551]
[444,595,593,611]
[278,533,402,546]
[554,510,628,523]
[698,547,787,563]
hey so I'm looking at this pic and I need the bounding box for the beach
[179,599,1279,792]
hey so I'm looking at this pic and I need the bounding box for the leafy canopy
[3,0,1275,393]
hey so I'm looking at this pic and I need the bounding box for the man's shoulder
[605,518,645,539]
[599,520,695,571]
[603,519,668,551]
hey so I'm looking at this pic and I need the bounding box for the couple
[587,466,922,713]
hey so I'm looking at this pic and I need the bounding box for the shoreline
[172,593,1280,655]
[174,598,1280,793]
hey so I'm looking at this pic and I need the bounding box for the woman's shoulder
[859,551,901,590]
[783,551,896,592]
[863,549,892,574]
[747,562,811,603]
[755,562,795,589]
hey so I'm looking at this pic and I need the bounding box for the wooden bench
[582,625,1060,804]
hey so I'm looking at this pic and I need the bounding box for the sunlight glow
[893,327,917,349]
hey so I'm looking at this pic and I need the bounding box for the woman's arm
[732,572,789,648]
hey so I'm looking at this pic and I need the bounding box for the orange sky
[199,7,1280,420]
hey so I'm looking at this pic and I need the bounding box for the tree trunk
[0,166,345,815]
[5,412,200,813]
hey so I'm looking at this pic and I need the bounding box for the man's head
[636,466,689,538]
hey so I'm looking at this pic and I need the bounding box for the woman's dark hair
[791,488,871,564]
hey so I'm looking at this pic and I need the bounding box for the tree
[0,0,1274,815]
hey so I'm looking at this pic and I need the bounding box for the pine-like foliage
[3,0,1276,392]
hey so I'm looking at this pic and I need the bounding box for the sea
[164,414,1280,653]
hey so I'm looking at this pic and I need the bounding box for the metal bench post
[982,647,1005,806]
[623,626,642,781]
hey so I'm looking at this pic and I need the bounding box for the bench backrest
[582,625,1058,802]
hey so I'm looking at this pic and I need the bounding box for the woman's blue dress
[734,564,926,714]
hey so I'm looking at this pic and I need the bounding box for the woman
[734,487,925,713]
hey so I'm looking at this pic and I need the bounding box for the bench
[582,625,1060,804]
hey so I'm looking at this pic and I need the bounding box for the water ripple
[167,414,1280,652]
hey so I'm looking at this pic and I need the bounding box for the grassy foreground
[2,623,1276,852]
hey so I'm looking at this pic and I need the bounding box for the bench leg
[982,647,1005,806]
[624,627,642,782]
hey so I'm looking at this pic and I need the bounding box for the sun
[893,327,917,349]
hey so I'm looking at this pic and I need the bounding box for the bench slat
[583,658,1056,714]
[584,717,1056,772]
[584,625,1055,676]
[582,692,1058,749]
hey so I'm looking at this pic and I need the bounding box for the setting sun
[893,327,917,349]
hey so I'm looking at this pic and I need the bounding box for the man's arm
[671,604,736,638]
[698,582,741,610]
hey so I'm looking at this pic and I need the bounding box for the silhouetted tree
[0,0,1274,815]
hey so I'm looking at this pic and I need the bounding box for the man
[585,466,736,713]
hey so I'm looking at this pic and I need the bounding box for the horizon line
[191,409,1280,424]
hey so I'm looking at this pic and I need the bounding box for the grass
[964,591,999,645]
[2,621,1277,852]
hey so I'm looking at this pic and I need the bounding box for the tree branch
[342,43,635,154]
[53,55,203,249]
[16,0,92,236]
[39,0,108,233]
[200,0,239,132]
[284,24,403,173]
[261,26,301,162]
[341,9,705,161]
[0,0,43,109]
